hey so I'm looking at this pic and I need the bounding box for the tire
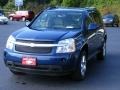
[9,17,13,21]
[4,22,8,24]
[116,24,119,27]
[112,24,114,27]
[21,17,26,21]
[97,42,106,60]
[10,69,25,75]
[72,51,87,80]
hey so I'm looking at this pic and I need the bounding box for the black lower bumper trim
[6,61,74,76]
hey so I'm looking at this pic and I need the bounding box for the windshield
[30,11,82,30]
[103,14,114,19]
[0,10,4,16]
[0,13,3,16]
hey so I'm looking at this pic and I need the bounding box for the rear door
[14,11,22,19]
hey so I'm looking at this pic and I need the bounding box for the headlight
[109,19,113,22]
[3,18,8,21]
[4,19,8,21]
[6,35,15,50]
[56,38,76,53]
[103,19,106,22]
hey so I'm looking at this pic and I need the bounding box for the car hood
[0,16,8,19]
[13,27,82,41]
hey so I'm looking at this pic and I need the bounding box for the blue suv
[4,7,107,80]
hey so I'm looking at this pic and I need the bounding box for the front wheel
[112,23,114,27]
[21,17,26,21]
[72,51,87,80]
[97,42,106,60]
[116,24,119,27]
[4,22,8,24]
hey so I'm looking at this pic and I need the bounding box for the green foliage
[62,0,80,7]
[0,0,8,8]
[50,0,62,6]
[3,0,120,17]
[4,0,15,10]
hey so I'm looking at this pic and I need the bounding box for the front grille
[16,40,53,44]
[15,40,53,54]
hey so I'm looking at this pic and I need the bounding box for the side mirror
[25,20,30,26]
[88,23,99,31]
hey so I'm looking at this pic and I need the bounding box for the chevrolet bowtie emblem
[29,43,35,47]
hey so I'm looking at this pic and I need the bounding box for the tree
[24,0,50,4]
[0,0,8,8]
[50,0,63,6]
[4,0,15,10]
[62,0,80,7]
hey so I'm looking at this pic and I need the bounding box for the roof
[45,7,97,13]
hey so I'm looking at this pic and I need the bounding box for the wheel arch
[81,44,88,58]
[104,35,107,42]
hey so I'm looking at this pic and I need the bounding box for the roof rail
[85,7,96,9]
[46,6,58,10]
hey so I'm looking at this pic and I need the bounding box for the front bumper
[4,49,79,76]
[0,20,8,23]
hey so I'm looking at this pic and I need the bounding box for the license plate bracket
[22,56,36,66]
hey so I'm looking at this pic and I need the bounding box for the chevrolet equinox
[4,7,107,80]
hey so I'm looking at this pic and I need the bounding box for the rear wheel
[72,51,87,80]
[9,17,13,21]
[97,42,106,60]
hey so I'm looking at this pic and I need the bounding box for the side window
[85,16,93,30]
[85,16,94,36]
[89,12,103,26]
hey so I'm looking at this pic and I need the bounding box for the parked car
[103,14,119,27]
[0,11,8,24]
[4,7,107,80]
[8,10,35,21]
